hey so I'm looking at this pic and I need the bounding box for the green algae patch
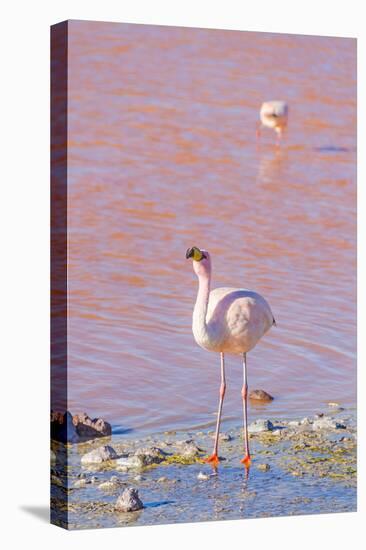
[162,454,204,466]
[276,431,357,485]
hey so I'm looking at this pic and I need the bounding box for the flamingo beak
[186,247,206,261]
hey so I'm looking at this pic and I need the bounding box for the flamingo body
[259,100,288,136]
[194,287,274,354]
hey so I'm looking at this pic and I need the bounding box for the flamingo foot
[240,454,251,468]
[203,453,220,466]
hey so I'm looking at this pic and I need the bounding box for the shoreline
[51,405,357,530]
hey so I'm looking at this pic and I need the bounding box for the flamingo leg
[276,127,283,148]
[240,352,251,468]
[256,121,262,141]
[204,352,226,466]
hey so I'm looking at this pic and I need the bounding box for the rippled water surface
[66,21,356,435]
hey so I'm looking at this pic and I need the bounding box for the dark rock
[249,389,274,402]
[50,411,79,443]
[73,412,112,440]
[115,488,143,512]
[51,410,112,443]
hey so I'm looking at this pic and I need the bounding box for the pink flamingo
[257,100,289,145]
[186,246,276,469]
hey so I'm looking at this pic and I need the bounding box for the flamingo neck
[192,272,211,345]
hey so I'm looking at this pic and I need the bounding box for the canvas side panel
[50,20,69,530]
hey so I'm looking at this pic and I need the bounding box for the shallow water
[51,412,357,529]
[65,21,356,435]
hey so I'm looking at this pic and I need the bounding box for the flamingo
[257,100,288,145]
[186,246,276,468]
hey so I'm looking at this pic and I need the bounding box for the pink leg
[240,353,251,468]
[256,121,262,142]
[276,128,283,148]
[204,352,226,466]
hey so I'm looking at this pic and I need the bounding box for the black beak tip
[186,247,193,259]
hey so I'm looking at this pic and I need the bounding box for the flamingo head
[186,246,211,278]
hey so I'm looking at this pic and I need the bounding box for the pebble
[134,446,168,466]
[257,463,270,472]
[116,447,167,470]
[157,477,168,483]
[197,472,210,480]
[81,445,118,465]
[98,476,123,490]
[248,419,274,433]
[177,441,203,457]
[98,480,116,490]
[210,433,232,442]
[116,456,142,470]
[73,478,87,488]
[312,418,346,431]
[249,389,274,402]
[115,488,143,512]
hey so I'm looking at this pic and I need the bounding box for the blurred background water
[66,21,356,435]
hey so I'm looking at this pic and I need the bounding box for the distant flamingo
[257,100,289,145]
[186,246,276,469]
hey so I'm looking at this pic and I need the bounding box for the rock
[98,481,115,490]
[257,463,270,471]
[73,412,112,440]
[312,418,346,431]
[51,410,112,443]
[180,442,202,457]
[248,419,274,433]
[73,478,87,488]
[134,446,167,466]
[133,474,143,481]
[115,488,143,512]
[210,433,232,442]
[98,476,123,491]
[116,456,142,471]
[116,447,167,470]
[328,402,340,408]
[50,450,57,463]
[288,420,301,427]
[249,389,274,402]
[157,477,168,483]
[197,472,210,480]
[81,445,118,465]
[51,410,79,444]
[300,417,313,426]
[176,440,203,457]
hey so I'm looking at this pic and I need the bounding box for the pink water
[66,21,356,434]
